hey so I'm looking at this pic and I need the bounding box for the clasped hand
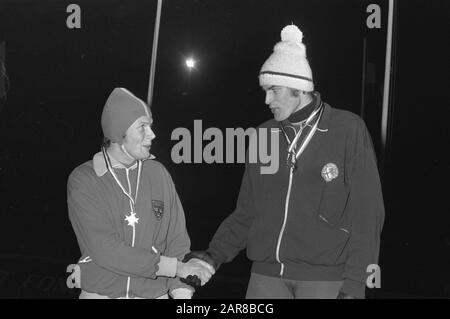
[176,258,215,286]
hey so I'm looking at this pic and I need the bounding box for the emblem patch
[321,163,339,182]
[152,200,164,221]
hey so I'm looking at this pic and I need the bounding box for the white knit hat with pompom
[259,24,314,92]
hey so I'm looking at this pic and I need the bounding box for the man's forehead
[143,115,153,121]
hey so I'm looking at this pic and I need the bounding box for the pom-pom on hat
[259,24,314,92]
[101,88,151,144]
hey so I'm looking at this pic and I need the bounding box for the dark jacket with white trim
[208,93,385,298]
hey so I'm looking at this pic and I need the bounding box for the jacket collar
[316,94,332,132]
[92,150,155,177]
[302,91,331,132]
[287,93,318,124]
[283,92,331,132]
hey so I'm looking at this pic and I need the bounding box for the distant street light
[185,58,196,69]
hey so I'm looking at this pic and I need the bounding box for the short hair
[289,88,301,97]
[102,137,111,149]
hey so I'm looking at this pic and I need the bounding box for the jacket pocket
[281,212,350,266]
[317,213,350,236]
[284,211,350,265]
[316,174,350,227]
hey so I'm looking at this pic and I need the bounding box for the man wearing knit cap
[184,25,384,299]
[67,88,215,299]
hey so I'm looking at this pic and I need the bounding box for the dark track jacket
[208,93,385,298]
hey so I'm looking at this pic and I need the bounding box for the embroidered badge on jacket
[321,163,339,182]
[152,200,164,221]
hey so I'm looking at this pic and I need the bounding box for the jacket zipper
[274,104,324,277]
[276,121,304,277]
[275,165,295,276]
[103,150,142,299]
[125,168,134,299]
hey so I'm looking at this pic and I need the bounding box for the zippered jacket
[67,152,192,298]
[208,93,385,298]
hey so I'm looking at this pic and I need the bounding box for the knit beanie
[259,24,314,92]
[101,88,151,144]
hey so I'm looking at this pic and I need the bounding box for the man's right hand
[176,258,215,286]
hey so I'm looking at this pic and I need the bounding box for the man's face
[122,115,156,160]
[263,85,301,121]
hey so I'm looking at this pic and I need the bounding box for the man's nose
[146,127,156,140]
[265,91,273,105]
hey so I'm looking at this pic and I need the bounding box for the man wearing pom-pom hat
[185,25,384,299]
[67,88,215,299]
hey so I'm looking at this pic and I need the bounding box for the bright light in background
[185,58,196,69]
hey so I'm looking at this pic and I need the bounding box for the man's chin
[140,150,152,159]
[272,111,286,122]
[140,146,151,154]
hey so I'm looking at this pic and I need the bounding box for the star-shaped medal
[125,212,139,227]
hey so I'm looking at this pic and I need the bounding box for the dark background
[0,0,449,298]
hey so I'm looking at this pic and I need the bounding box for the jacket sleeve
[67,168,160,279]
[341,118,385,298]
[158,167,194,293]
[207,159,258,267]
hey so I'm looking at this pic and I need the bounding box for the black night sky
[0,0,449,299]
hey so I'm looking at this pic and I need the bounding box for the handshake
[176,251,218,288]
